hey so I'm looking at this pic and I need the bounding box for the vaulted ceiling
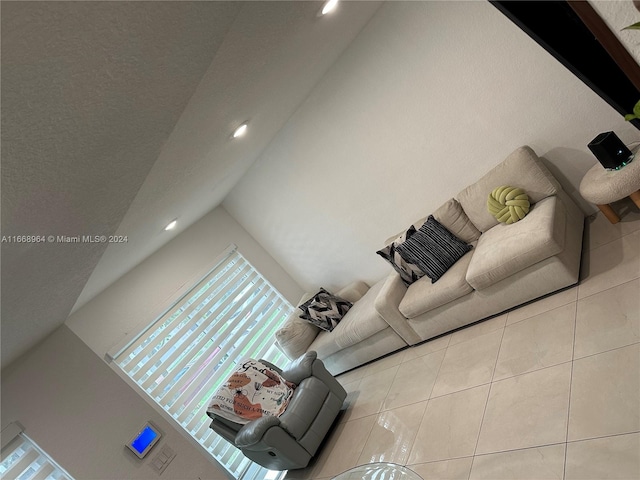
[1,1,381,368]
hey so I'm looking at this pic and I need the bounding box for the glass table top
[331,463,423,479]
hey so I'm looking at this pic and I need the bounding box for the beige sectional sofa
[375,146,584,345]
[275,279,409,375]
[275,146,584,374]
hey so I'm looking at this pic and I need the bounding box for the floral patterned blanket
[207,359,296,424]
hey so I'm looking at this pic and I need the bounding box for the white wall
[591,0,640,69]
[66,205,303,358]
[223,1,639,293]
[1,326,229,480]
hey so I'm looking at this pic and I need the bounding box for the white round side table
[579,154,640,224]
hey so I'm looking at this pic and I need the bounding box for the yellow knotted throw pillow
[487,186,530,224]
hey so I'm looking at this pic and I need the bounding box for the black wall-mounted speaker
[587,131,633,170]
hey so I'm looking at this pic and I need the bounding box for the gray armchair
[207,351,347,471]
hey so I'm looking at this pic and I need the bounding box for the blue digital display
[130,425,159,455]
[127,422,162,458]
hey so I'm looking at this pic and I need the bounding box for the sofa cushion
[465,196,566,290]
[336,281,370,303]
[276,314,320,361]
[396,216,473,283]
[399,247,475,318]
[434,198,482,243]
[457,146,560,232]
[299,289,352,332]
[383,199,480,246]
[377,226,426,286]
[308,280,388,358]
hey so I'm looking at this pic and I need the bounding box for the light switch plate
[149,444,176,476]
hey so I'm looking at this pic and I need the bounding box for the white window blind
[112,246,293,480]
[1,423,74,480]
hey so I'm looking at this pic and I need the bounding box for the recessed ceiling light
[321,0,339,15]
[232,123,248,138]
[165,220,177,231]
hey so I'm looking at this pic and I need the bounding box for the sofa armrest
[281,351,317,384]
[336,281,370,303]
[259,359,283,375]
[374,274,422,345]
[208,415,243,445]
[235,416,282,448]
[275,312,320,361]
[466,195,566,290]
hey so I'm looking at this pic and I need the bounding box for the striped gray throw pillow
[396,215,472,283]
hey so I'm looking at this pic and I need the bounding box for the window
[1,423,74,480]
[109,245,293,480]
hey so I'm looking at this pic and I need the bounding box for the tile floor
[285,207,640,480]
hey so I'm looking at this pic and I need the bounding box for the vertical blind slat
[30,463,55,480]
[229,453,248,476]
[22,460,46,480]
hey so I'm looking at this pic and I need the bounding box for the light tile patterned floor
[284,208,640,480]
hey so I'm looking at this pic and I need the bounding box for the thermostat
[127,421,161,458]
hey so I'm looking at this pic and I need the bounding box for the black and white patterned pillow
[376,226,426,286]
[298,288,352,332]
[396,215,472,283]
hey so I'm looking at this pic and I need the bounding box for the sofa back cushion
[457,146,560,232]
[383,198,480,247]
[433,198,481,243]
[335,281,370,303]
